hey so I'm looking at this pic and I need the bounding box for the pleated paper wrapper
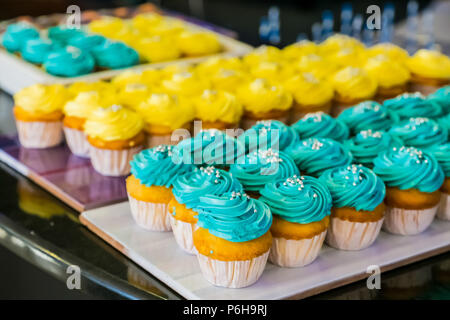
[383,205,438,235]
[169,215,197,254]
[197,250,270,288]
[16,120,63,149]
[269,230,326,268]
[437,193,450,221]
[63,126,90,158]
[326,217,384,251]
[90,145,142,176]
[128,193,172,231]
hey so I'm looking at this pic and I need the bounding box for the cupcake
[161,71,210,97]
[291,112,349,142]
[319,165,386,250]
[209,69,249,94]
[427,85,450,114]
[406,49,450,95]
[194,90,243,131]
[343,130,402,168]
[426,143,450,220]
[318,34,365,56]
[169,166,243,254]
[383,92,443,120]
[84,105,145,176]
[13,84,67,148]
[2,22,40,53]
[136,35,181,63]
[283,72,334,122]
[88,17,126,38]
[193,192,272,288]
[373,146,444,235]
[91,41,139,69]
[137,93,195,147]
[47,26,85,46]
[337,101,399,136]
[260,175,331,267]
[248,61,294,84]
[294,53,339,80]
[242,45,282,67]
[237,78,293,129]
[365,43,409,64]
[281,40,318,61]
[177,31,222,57]
[330,67,378,116]
[21,38,56,65]
[230,150,299,198]
[388,117,447,150]
[43,46,95,77]
[195,57,243,77]
[126,145,192,231]
[286,138,353,177]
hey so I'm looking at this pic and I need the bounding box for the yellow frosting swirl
[131,13,164,32]
[14,84,68,115]
[136,35,181,62]
[84,105,144,141]
[249,61,295,82]
[325,46,366,68]
[177,31,222,56]
[63,91,105,119]
[137,93,195,130]
[318,34,365,55]
[161,71,210,96]
[210,68,249,93]
[282,40,318,61]
[160,64,194,79]
[294,54,339,80]
[145,19,185,37]
[88,17,126,38]
[365,43,409,64]
[364,55,410,88]
[67,81,115,99]
[407,49,450,79]
[117,83,151,110]
[195,57,243,76]
[243,45,282,67]
[237,78,293,114]
[331,67,377,100]
[111,71,144,88]
[284,72,334,106]
[194,90,243,124]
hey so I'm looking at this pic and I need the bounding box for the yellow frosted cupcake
[248,61,294,83]
[88,17,126,38]
[365,43,409,64]
[237,78,293,129]
[195,57,243,77]
[177,31,222,57]
[84,105,145,176]
[284,72,334,122]
[131,13,164,32]
[161,71,210,96]
[325,46,366,68]
[194,90,243,130]
[137,93,195,147]
[330,66,378,116]
[135,35,181,62]
[282,40,318,61]
[242,45,282,67]
[294,53,339,80]
[117,83,150,110]
[407,49,450,95]
[13,84,68,148]
[318,34,365,56]
[145,19,185,37]
[210,68,249,93]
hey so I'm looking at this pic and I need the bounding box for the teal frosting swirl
[388,117,448,149]
[373,146,444,192]
[319,164,386,211]
[173,129,245,168]
[130,145,192,188]
[260,175,332,224]
[21,38,57,64]
[238,120,300,153]
[428,86,450,114]
[229,150,299,192]
[338,101,399,135]
[44,46,94,77]
[344,130,403,168]
[195,193,272,242]
[287,138,353,177]
[426,143,450,177]
[383,92,444,119]
[172,166,243,209]
[291,112,349,142]
[67,34,107,52]
[2,22,39,52]
[47,26,85,46]
[91,41,139,69]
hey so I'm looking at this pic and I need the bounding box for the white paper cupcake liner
[437,193,450,221]
[169,215,197,254]
[63,126,90,158]
[16,120,63,149]
[241,115,289,130]
[383,204,438,235]
[90,145,142,176]
[269,230,326,268]
[326,217,384,251]
[197,250,269,288]
[128,193,172,231]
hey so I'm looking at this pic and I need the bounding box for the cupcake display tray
[80,201,450,300]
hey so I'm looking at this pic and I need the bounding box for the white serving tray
[80,201,450,300]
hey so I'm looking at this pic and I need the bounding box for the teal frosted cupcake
[260,175,332,267]
[1,22,39,52]
[91,40,139,69]
[291,111,349,142]
[337,101,399,135]
[287,137,353,176]
[426,143,450,220]
[21,38,57,64]
[47,26,85,46]
[383,92,444,120]
[169,166,243,254]
[373,146,444,235]
[230,150,299,198]
[43,46,95,77]
[319,165,386,250]
[126,145,192,231]
[427,86,450,114]
[388,117,448,149]
[67,33,107,53]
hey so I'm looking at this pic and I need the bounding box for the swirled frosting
[136,36,181,62]
[47,26,85,45]
[287,138,353,177]
[195,192,272,242]
[319,164,386,211]
[91,41,139,69]
[210,69,249,93]
[230,150,299,192]
[282,40,318,61]
[2,22,39,52]
[196,57,243,76]
[383,92,444,119]
[117,83,150,110]
[194,90,243,124]
[318,34,365,55]
[44,46,95,77]
[294,54,339,80]
[343,130,402,168]
[407,49,450,79]
[283,72,334,106]
[84,105,144,141]
[21,38,56,64]
[161,72,210,96]
[238,120,300,153]
[427,86,450,114]
[67,34,107,52]
[363,55,410,88]
[173,166,243,208]
[88,17,126,38]
[427,143,450,177]
[373,146,444,192]
[237,78,293,114]
[177,31,222,56]
[63,91,105,119]
[338,101,399,135]
[260,174,332,224]
[14,84,67,115]
[243,45,282,67]
[130,145,192,187]
[291,112,349,142]
[331,67,377,100]
[365,43,410,63]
